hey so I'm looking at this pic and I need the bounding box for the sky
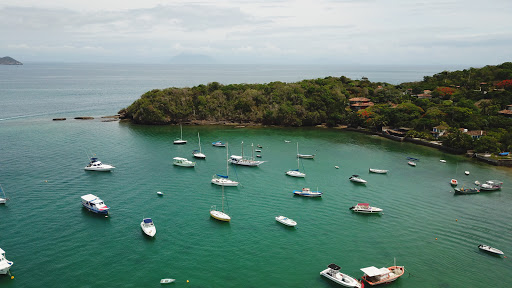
[1,0,511,65]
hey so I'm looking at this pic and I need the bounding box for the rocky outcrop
[0,56,22,65]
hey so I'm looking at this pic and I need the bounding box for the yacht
[293,188,322,197]
[275,215,297,227]
[140,218,156,237]
[192,132,206,159]
[349,175,367,184]
[81,194,110,215]
[320,263,362,288]
[287,143,306,177]
[84,157,115,172]
[173,157,196,167]
[349,203,383,214]
[478,244,504,255]
[369,168,388,174]
[0,248,13,275]
[228,142,265,167]
[478,180,503,191]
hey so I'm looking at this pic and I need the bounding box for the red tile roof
[349,97,371,102]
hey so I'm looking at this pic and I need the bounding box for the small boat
[84,157,115,172]
[407,157,419,161]
[156,191,164,196]
[478,244,504,255]
[440,159,446,163]
[160,278,176,284]
[479,180,503,191]
[256,155,262,158]
[192,133,206,159]
[210,186,231,222]
[474,180,481,185]
[454,187,480,195]
[284,140,291,143]
[257,144,262,148]
[286,169,306,178]
[349,175,367,184]
[293,187,322,197]
[465,171,470,175]
[335,166,339,169]
[297,153,315,159]
[320,263,362,288]
[361,265,405,286]
[0,184,8,204]
[349,203,383,214]
[173,124,187,144]
[0,248,13,275]
[275,215,297,227]
[255,149,262,153]
[407,161,416,166]
[369,168,388,174]
[212,141,226,147]
[81,194,110,215]
[212,142,239,187]
[140,218,156,237]
[450,179,458,186]
[173,157,195,167]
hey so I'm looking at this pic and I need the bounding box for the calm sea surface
[0,64,510,288]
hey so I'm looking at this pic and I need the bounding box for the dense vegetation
[120,62,512,153]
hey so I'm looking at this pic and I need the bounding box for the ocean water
[0,64,511,288]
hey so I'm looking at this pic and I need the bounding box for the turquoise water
[0,64,511,288]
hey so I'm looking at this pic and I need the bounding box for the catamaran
[212,142,239,186]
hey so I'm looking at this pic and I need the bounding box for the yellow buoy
[11,276,14,279]
[435,238,438,240]
[187,280,189,283]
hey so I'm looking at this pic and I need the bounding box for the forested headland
[119,62,512,153]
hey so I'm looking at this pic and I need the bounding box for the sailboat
[193,132,206,159]
[212,142,239,186]
[0,184,8,204]
[210,185,231,222]
[173,124,187,144]
[228,141,265,166]
[286,143,306,177]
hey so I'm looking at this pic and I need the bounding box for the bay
[0,64,511,288]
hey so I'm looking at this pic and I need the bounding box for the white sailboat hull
[210,210,231,222]
[211,178,239,186]
[286,170,306,177]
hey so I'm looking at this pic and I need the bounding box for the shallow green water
[1,121,511,288]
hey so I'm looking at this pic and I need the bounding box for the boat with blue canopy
[141,218,156,237]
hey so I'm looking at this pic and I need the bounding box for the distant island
[0,56,22,65]
[119,62,512,161]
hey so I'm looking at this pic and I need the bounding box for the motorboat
[335,166,339,169]
[256,155,262,158]
[361,265,405,286]
[369,168,388,174]
[293,188,322,197]
[84,157,115,172]
[156,191,164,196]
[212,141,226,147]
[478,244,504,255]
[192,132,206,159]
[212,143,239,186]
[0,184,8,204]
[478,180,503,191]
[440,159,446,163]
[160,279,176,284]
[284,140,291,143]
[275,215,297,227]
[173,124,187,144]
[450,179,458,186]
[407,161,416,167]
[257,144,262,148]
[349,175,367,184]
[349,203,383,214]
[173,157,196,167]
[140,218,156,237]
[320,263,362,288]
[297,153,315,159]
[81,194,110,215]
[0,248,13,275]
[210,186,231,222]
[255,149,262,153]
[454,187,480,195]
[465,171,470,175]
[286,169,306,178]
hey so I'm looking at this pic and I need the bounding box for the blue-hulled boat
[81,194,110,214]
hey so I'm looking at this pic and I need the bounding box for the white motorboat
[320,263,362,288]
[84,157,115,172]
[212,141,226,147]
[440,159,446,163]
[156,191,164,196]
[451,179,458,186]
[210,186,231,222]
[0,184,8,204]
[350,203,383,214]
[478,180,503,191]
[275,215,297,227]
[228,142,265,166]
[478,244,504,255]
[81,194,110,215]
[361,265,405,286]
[287,143,306,177]
[407,161,416,166]
[192,132,206,159]
[212,142,239,187]
[140,218,156,237]
[0,248,13,275]
[349,175,367,184]
[465,171,470,175]
[173,124,187,144]
[255,149,262,152]
[173,157,196,167]
[284,140,291,143]
[369,168,388,174]
[160,278,176,284]
[293,187,322,197]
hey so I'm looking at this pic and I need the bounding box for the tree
[441,129,473,150]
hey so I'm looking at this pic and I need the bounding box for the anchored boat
[361,265,404,286]
[320,263,362,288]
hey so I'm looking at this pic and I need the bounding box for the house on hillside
[498,105,512,117]
[349,97,374,111]
[431,124,449,139]
[460,128,487,140]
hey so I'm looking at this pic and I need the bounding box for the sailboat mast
[221,185,225,212]
[226,142,229,177]
[297,142,300,169]
[252,143,254,160]
[180,124,183,139]
[198,132,201,153]
[241,141,244,158]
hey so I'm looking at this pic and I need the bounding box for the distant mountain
[0,56,22,65]
[169,53,215,64]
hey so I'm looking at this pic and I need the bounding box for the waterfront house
[349,97,374,111]
[432,124,449,139]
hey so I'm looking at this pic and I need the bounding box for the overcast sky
[1,0,511,65]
